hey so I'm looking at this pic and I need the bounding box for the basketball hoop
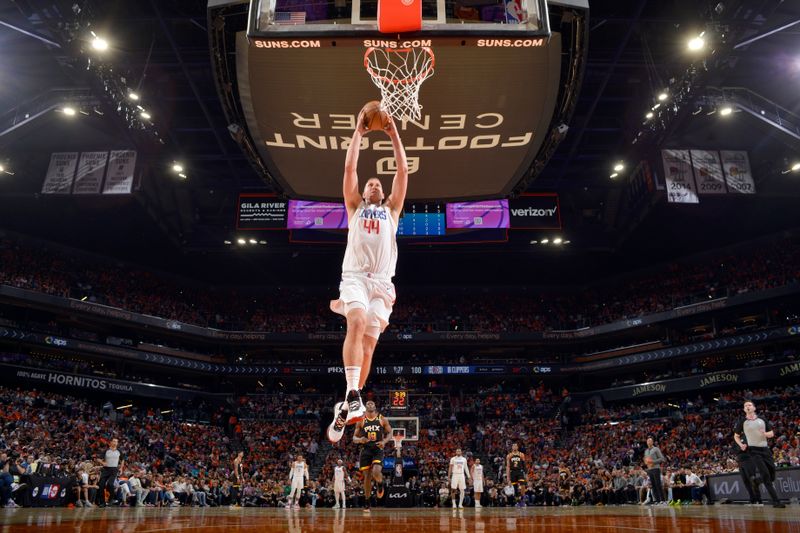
[364,46,435,122]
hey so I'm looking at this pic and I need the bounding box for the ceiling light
[529,240,538,245]
[91,36,109,51]
[609,173,618,179]
[687,36,705,51]
[249,238,257,244]
[62,106,76,116]
[128,92,140,101]
[237,238,246,245]
[0,165,4,173]
[657,92,668,101]
[613,163,625,172]
[224,240,232,245]
[553,237,563,245]
[791,162,800,172]
[172,163,184,173]
[140,111,151,120]
[259,240,267,245]
[178,173,187,179]
[645,112,654,119]
[564,240,571,244]
[540,238,549,244]
[652,103,661,111]
[719,106,733,116]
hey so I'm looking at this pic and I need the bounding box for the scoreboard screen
[397,203,445,237]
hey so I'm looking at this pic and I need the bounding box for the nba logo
[49,485,60,499]
[504,0,523,23]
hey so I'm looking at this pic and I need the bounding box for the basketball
[645,456,654,467]
[361,100,391,131]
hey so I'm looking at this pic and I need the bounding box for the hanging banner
[102,150,137,194]
[661,149,699,204]
[73,151,109,194]
[690,150,727,195]
[720,150,756,194]
[41,152,79,194]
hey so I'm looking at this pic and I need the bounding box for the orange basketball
[644,456,654,467]
[361,100,391,131]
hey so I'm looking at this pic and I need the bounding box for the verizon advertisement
[509,194,561,229]
[237,33,562,200]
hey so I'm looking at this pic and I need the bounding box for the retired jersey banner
[42,152,78,194]
[73,151,108,194]
[720,150,756,194]
[661,149,699,204]
[690,150,727,195]
[102,150,137,194]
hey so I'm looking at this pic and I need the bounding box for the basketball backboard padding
[378,0,423,33]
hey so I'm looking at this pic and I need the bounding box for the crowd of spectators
[1,380,798,509]
[1,235,798,334]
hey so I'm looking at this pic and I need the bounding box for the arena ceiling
[0,0,799,285]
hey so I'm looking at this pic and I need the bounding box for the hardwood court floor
[2,505,799,532]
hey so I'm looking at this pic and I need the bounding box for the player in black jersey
[231,450,244,508]
[506,443,528,507]
[353,401,392,512]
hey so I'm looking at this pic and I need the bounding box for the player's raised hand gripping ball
[361,100,391,132]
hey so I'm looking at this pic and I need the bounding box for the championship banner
[42,152,78,194]
[102,150,137,194]
[661,149,699,203]
[690,150,727,195]
[720,150,756,194]
[72,151,109,194]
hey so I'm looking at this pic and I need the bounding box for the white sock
[344,366,360,393]
[459,492,464,507]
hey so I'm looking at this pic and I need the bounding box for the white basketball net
[364,47,435,122]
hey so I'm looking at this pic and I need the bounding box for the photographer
[1,452,24,508]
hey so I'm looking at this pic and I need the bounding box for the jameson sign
[600,360,800,401]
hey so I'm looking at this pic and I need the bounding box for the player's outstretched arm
[344,112,369,215]
[384,117,408,221]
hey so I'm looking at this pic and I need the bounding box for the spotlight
[657,92,668,101]
[62,106,76,116]
[645,112,654,119]
[140,111,151,120]
[719,106,733,116]
[687,35,705,51]
[249,238,258,244]
[609,173,619,179]
[652,103,661,111]
[237,238,246,245]
[259,240,267,245]
[613,162,625,172]
[792,163,800,172]
[0,165,4,173]
[172,163,184,173]
[553,237,563,245]
[540,238,549,244]
[529,240,538,245]
[224,240,232,245]
[564,240,571,244]
[128,92,140,101]
[178,173,187,179]
[91,36,109,51]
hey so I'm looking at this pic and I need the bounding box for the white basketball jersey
[341,202,398,278]
[291,461,306,480]
[473,464,483,480]
[335,466,346,483]
[450,456,468,477]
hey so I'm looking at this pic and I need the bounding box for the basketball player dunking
[353,401,393,512]
[506,443,528,507]
[327,109,408,442]
[286,455,309,509]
